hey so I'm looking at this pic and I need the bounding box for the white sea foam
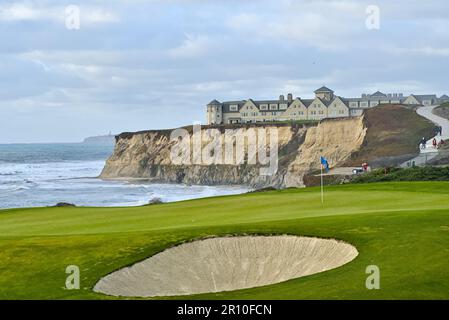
[0,147,250,209]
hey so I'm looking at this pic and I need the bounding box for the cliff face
[284,117,366,187]
[101,118,366,188]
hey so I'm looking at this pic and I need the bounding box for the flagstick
[320,164,324,204]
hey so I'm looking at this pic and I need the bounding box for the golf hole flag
[320,156,329,172]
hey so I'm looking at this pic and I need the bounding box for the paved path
[417,105,449,142]
[314,167,358,176]
[402,105,449,167]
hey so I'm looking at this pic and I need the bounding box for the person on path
[433,138,437,149]
[421,137,427,150]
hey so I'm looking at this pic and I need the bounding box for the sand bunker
[93,235,358,297]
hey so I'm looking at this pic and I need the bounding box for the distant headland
[82,134,116,145]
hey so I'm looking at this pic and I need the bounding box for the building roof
[212,89,440,114]
[414,94,438,101]
[221,100,245,113]
[207,99,221,105]
[371,91,387,97]
[316,97,333,107]
[301,99,314,107]
[314,86,334,93]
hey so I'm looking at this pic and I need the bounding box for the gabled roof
[333,96,350,107]
[405,94,419,100]
[289,98,307,107]
[301,99,314,107]
[207,99,221,105]
[244,99,257,106]
[371,91,387,97]
[317,97,333,107]
[314,86,334,93]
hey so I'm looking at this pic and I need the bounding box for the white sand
[93,235,358,297]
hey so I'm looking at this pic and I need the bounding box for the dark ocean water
[0,143,249,209]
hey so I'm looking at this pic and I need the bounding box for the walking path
[402,105,449,167]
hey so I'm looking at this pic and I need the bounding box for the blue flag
[320,156,329,172]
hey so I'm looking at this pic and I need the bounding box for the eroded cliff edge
[100,116,366,188]
[100,105,435,188]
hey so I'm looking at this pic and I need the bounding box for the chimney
[279,94,285,101]
[287,93,293,102]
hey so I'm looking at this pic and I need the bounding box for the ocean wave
[0,171,21,176]
[0,152,249,209]
[0,184,30,192]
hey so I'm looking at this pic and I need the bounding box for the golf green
[1,181,449,299]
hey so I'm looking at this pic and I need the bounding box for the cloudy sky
[0,0,448,143]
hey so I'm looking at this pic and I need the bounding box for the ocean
[0,143,249,209]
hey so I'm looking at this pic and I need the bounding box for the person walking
[421,137,427,150]
[432,138,437,149]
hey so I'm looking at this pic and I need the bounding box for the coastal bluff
[99,105,434,188]
[100,117,366,188]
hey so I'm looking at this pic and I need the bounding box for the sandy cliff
[284,117,366,187]
[101,117,366,188]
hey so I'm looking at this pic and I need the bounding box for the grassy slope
[1,182,449,299]
[433,102,449,120]
[346,105,435,166]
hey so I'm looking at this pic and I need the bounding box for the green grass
[351,166,449,183]
[433,102,449,120]
[1,181,449,299]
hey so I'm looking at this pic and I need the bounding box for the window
[279,103,288,110]
[260,104,268,110]
[230,105,238,111]
[271,111,276,115]
[270,104,277,110]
